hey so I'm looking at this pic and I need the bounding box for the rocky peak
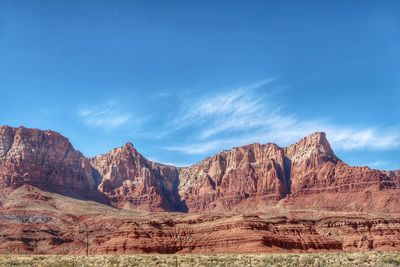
[91,142,183,211]
[1,126,70,159]
[2,125,398,214]
[90,143,147,191]
[284,132,338,164]
[123,142,138,154]
[178,142,290,211]
[0,125,100,200]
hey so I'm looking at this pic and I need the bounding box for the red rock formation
[0,126,104,202]
[2,126,398,213]
[285,132,397,195]
[1,125,400,254]
[1,187,399,254]
[91,143,184,211]
[178,143,290,212]
[179,132,400,213]
[386,170,400,188]
[281,132,400,213]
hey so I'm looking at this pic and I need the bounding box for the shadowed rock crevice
[283,155,292,196]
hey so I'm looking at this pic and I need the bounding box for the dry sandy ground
[1,252,400,266]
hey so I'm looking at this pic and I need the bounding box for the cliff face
[386,170,400,187]
[91,143,185,211]
[179,132,400,212]
[0,126,398,213]
[178,143,290,212]
[285,132,397,195]
[0,126,99,200]
[1,125,400,254]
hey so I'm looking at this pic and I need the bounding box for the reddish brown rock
[0,126,104,202]
[281,132,400,213]
[178,143,290,212]
[91,143,185,211]
[285,132,397,195]
[386,170,400,187]
[1,187,399,254]
[179,131,400,213]
[1,126,398,214]
[1,125,400,254]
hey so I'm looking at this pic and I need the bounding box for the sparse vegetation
[1,253,400,267]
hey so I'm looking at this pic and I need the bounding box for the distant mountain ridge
[2,125,400,254]
[1,125,399,213]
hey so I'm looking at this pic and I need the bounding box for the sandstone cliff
[1,126,398,213]
[91,143,185,211]
[285,132,397,196]
[178,143,290,212]
[0,126,105,202]
[1,125,400,254]
[179,132,400,212]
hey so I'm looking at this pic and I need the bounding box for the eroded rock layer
[179,132,400,212]
[1,125,400,254]
[1,187,399,254]
[0,126,105,202]
[178,143,290,212]
[1,126,399,213]
[90,143,184,211]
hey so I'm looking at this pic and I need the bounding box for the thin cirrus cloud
[162,80,400,155]
[368,161,392,169]
[78,101,131,128]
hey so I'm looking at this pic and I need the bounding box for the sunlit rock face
[179,132,400,213]
[1,126,399,213]
[285,132,397,195]
[0,126,99,199]
[91,143,185,211]
[178,143,290,212]
[1,125,400,254]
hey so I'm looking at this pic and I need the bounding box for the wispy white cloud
[162,80,400,155]
[78,101,131,128]
[163,140,231,155]
[169,79,279,136]
[326,127,400,151]
[368,160,392,169]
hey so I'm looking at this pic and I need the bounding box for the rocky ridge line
[0,125,399,213]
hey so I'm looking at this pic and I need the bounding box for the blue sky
[0,0,399,170]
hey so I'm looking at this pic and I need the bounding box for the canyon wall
[1,126,399,213]
[0,126,105,202]
[1,125,400,254]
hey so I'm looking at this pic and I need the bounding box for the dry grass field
[1,253,400,267]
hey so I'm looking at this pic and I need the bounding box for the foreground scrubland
[1,253,400,267]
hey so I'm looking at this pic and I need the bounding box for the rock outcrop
[179,132,400,212]
[1,187,400,254]
[1,126,398,213]
[178,143,290,212]
[91,143,185,211]
[285,132,397,195]
[1,125,400,254]
[0,126,104,202]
